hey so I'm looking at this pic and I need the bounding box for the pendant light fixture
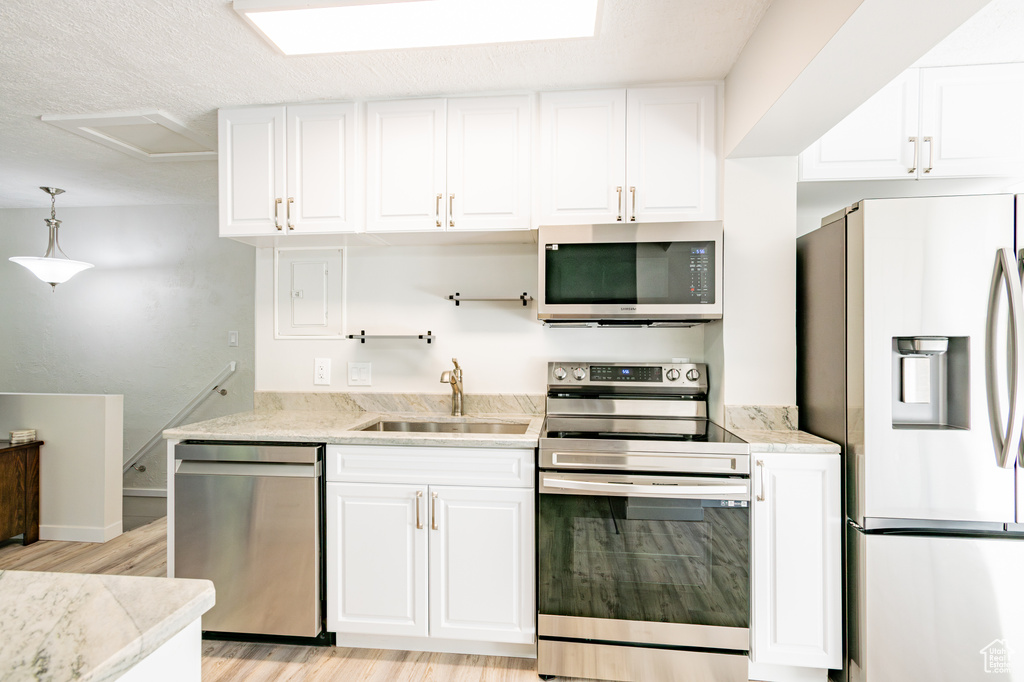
[9,187,93,290]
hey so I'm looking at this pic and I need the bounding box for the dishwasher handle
[175,460,319,478]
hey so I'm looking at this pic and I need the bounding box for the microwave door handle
[542,477,747,499]
[987,247,1024,469]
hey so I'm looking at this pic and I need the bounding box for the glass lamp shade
[9,256,94,286]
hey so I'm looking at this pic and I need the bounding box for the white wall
[705,157,799,421]
[0,393,122,542]
[0,205,255,492]
[255,242,705,395]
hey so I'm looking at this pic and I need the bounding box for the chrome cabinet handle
[908,137,918,174]
[923,136,934,174]
[431,491,439,530]
[616,186,623,221]
[449,194,455,228]
[987,248,1024,468]
[415,490,423,529]
[274,197,283,230]
[756,460,766,502]
[629,186,636,222]
[435,194,442,228]
[287,197,295,230]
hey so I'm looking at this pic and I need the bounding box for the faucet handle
[440,370,452,384]
[451,358,461,371]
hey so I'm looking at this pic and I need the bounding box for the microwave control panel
[688,244,713,303]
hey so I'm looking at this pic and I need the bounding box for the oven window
[538,493,748,628]
[544,241,715,305]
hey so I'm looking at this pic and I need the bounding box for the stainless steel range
[537,361,751,682]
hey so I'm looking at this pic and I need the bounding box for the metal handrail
[122,361,237,473]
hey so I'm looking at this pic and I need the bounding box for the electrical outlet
[348,362,371,386]
[314,358,331,385]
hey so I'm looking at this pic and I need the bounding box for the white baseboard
[40,520,123,543]
[748,661,830,682]
[334,633,536,659]
[124,487,167,497]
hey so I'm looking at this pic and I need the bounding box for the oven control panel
[547,361,707,391]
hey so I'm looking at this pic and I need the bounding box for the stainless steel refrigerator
[798,194,1024,682]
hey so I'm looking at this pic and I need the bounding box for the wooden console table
[0,440,42,545]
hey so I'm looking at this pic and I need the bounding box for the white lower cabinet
[325,445,535,653]
[750,452,842,681]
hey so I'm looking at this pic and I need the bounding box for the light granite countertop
[165,410,544,448]
[732,429,841,454]
[0,570,214,682]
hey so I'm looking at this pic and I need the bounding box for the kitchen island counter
[0,569,213,681]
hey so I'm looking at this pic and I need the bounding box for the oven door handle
[541,476,748,500]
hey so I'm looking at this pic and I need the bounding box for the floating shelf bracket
[448,292,533,307]
[347,330,434,344]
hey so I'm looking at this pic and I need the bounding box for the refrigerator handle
[987,247,1024,469]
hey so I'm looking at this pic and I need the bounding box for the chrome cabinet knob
[553,367,567,381]
[666,368,681,381]
[686,368,701,382]
[572,367,586,381]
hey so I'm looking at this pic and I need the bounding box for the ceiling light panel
[234,0,600,55]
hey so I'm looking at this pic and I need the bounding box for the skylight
[233,0,601,56]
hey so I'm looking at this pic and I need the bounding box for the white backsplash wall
[255,242,705,394]
[0,204,256,491]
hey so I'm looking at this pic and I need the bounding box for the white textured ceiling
[0,0,772,209]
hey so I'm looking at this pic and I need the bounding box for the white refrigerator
[798,194,1024,681]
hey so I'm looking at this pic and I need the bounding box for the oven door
[537,472,750,652]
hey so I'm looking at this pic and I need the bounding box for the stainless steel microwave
[537,222,723,325]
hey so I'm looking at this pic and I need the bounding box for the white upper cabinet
[800,63,1024,181]
[446,96,531,231]
[919,63,1024,178]
[366,99,447,233]
[750,452,842,673]
[366,95,531,233]
[799,70,919,180]
[539,89,627,225]
[219,103,356,236]
[539,84,719,224]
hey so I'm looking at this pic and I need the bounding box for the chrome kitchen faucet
[440,358,464,416]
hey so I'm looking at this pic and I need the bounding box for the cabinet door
[326,482,428,637]
[286,103,357,234]
[446,96,531,231]
[625,85,719,221]
[428,486,534,643]
[218,106,286,236]
[920,63,1024,178]
[539,89,626,225]
[751,453,841,669]
[799,69,919,181]
[366,99,446,232]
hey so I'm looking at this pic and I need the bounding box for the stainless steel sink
[361,420,530,435]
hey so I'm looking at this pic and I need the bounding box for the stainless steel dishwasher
[174,441,324,639]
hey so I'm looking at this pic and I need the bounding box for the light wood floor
[0,519,570,681]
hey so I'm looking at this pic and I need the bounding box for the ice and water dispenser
[892,336,970,428]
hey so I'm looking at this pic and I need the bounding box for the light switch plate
[314,358,331,386]
[348,362,371,386]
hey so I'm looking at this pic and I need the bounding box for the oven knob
[686,368,701,382]
[553,367,567,381]
[666,368,681,381]
[572,367,587,381]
